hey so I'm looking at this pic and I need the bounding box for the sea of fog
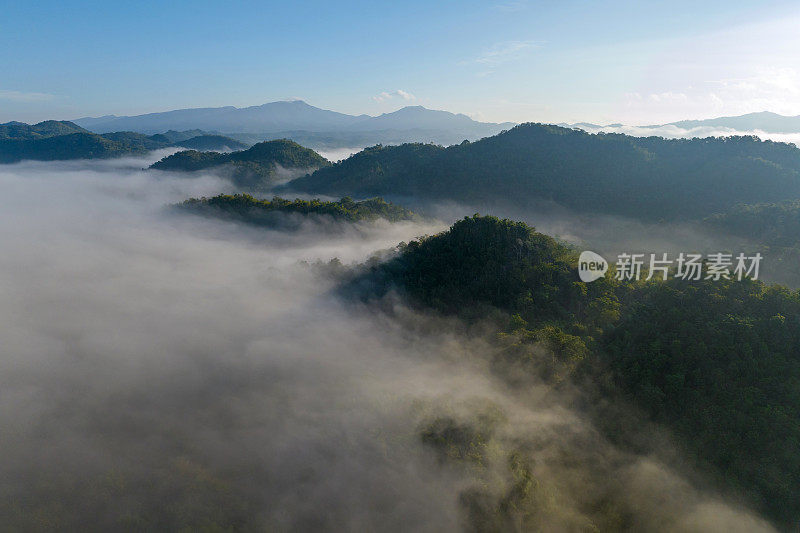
[0,156,776,531]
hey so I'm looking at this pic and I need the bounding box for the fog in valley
[578,123,800,147]
[0,156,778,531]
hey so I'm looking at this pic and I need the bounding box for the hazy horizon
[53,100,800,128]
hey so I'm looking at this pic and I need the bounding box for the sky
[2,0,800,125]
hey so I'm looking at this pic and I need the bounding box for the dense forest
[178,194,417,228]
[0,132,151,163]
[345,215,800,529]
[0,120,89,139]
[704,201,800,286]
[151,139,330,189]
[0,120,247,162]
[706,200,800,247]
[285,124,800,221]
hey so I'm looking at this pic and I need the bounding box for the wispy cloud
[372,89,416,103]
[475,40,541,66]
[0,90,56,103]
[461,40,542,77]
[710,67,800,106]
[626,92,690,104]
[622,67,800,123]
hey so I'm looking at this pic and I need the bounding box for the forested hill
[0,132,150,163]
[177,194,416,228]
[347,215,800,528]
[285,123,800,221]
[151,140,329,190]
[0,120,247,163]
[705,200,800,247]
[0,126,244,163]
[0,120,88,139]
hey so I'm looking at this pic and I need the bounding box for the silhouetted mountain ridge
[73,100,514,144]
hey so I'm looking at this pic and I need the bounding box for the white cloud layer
[576,122,800,147]
[0,89,56,103]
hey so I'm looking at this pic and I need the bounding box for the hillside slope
[0,132,146,163]
[0,124,249,163]
[286,123,800,221]
[0,120,88,139]
[348,215,800,528]
[177,194,416,229]
[151,139,329,189]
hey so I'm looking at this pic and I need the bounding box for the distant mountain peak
[740,110,785,118]
[665,110,800,133]
[257,99,311,107]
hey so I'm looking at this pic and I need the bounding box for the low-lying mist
[576,123,800,147]
[405,197,795,286]
[315,146,366,162]
[0,157,777,531]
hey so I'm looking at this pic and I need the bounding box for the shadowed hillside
[151,139,329,189]
[286,123,800,221]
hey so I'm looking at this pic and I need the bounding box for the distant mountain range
[664,111,800,133]
[73,100,515,146]
[60,103,800,150]
[561,111,800,135]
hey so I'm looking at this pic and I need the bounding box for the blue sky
[3,0,800,124]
